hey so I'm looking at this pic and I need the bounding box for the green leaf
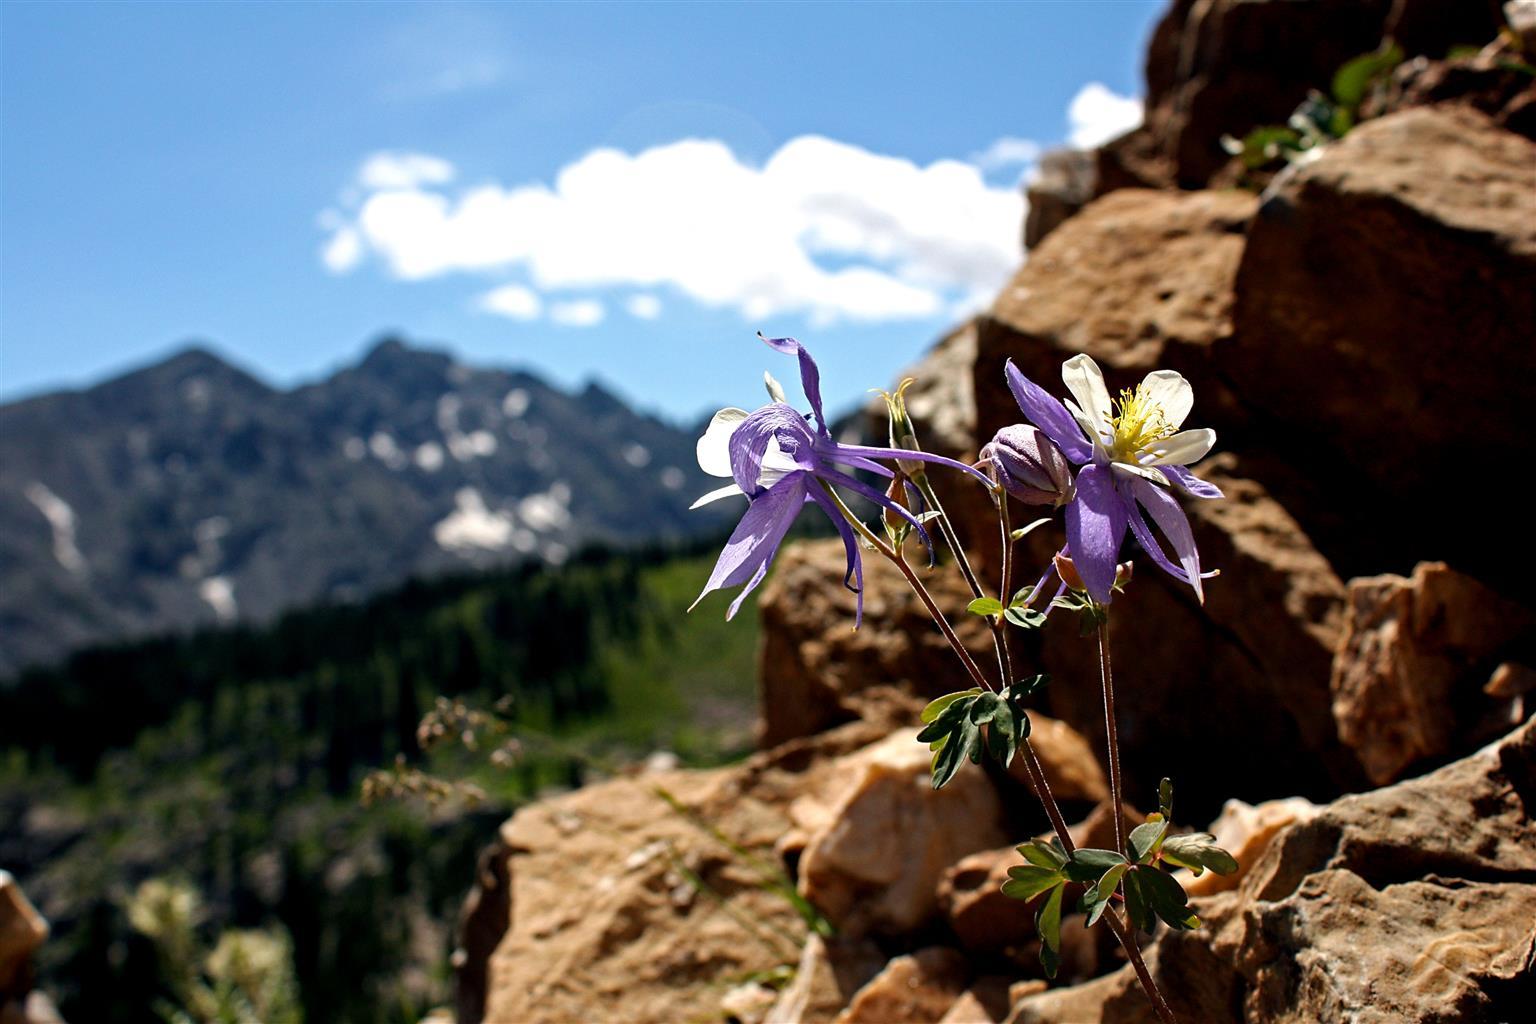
[1331,42,1404,108]
[967,597,1004,617]
[928,721,975,789]
[1129,817,1169,864]
[1009,674,1049,700]
[1035,883,1066,979]
[916,696,976,743]
[920,689,981,725]
[1017,838,1068,871]
[1160,833,1239,877]
[1135,866,1200,931]
[968,691,1002,725]
[1158,778,1173,820]
[1081,862,1128,927]
[986,701,1017,767]
[1121,868,1154,933]
[1001,865,1064,902]
[1010,517,1053,543]
[1064,847,1128,885]
[1003,607,1047,630]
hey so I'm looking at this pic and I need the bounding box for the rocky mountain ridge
[0,339,724,676]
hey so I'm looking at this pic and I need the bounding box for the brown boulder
[1332,561,1535,784]
[756,538,991,748]
[797,732,1008,937]
[1220,105,1536,588]
[833,946,970,1024]
[1010,717,1536,1023]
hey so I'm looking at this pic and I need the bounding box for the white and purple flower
[691,336,989,625]
[1006,354,1222,606]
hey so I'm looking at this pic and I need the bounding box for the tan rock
[757,538,992,748]
[764,933,886,1024]
[1005,715,1107,805]
[0,872,47,999]
[798,731,1008,937]
[1222,106,1536,591]
[833,947,969,1024]
[1012,718,1536,1023]
[1178,797,1320,898]
[1331,561,1535,784]
[937,977,1015,1024]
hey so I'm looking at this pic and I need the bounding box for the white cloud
[479,283,542,320]
[1067,83,1143,149]
[971,136,1042,172]
[358,151,457,190]
[321,226,363,273]
[549,299,605,327]
[322,135,1024,325]
[625,293,662,320]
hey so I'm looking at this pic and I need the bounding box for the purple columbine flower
[1005,353,1222,606]
[691,335,991,626]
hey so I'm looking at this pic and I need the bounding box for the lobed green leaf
[1001,864,1064,903]
[1003,607,1047,630]
[1036,884,1066,979]
[1064,847,1127,885]
[920,689,981,725]
[1017,838,1068,871]
[1160,833,1239,876]
[1129,817,1168,864]
[967,597,1004,617]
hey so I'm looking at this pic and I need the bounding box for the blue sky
[1,1,1163,424]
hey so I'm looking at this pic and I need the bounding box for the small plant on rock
[690,335,1240,1023]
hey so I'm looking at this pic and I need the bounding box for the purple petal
[1006,361,1094,464]
[728,404,813,495]
[829,441,994,488]
[1159,464,1223,500]
[808,486,865,628]
[1128,476,1204,603]
[816,466,935,563]
[692,472,809,618]
[1064,464,1128,604]
[760,335,828,437]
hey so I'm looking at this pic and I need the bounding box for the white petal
[696,407,750,477]
[689,482,745,509]
[1146,428,1216,466]
[757,435,800,490]
[1138,370,1194,429]
[764,372,788,404]
[1062,354,1112,436]
[1110,460,1169,485]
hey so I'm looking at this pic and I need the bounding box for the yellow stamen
[1110,385,1175,459]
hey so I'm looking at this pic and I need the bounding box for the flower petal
[729,405,813,495]
[1159,464,1223,500]
[1006,361,1094,463]
[1146,428,1216,467]
[690,482,745,510]
[1109,460,1169,486]
[1065,464,1128,605]
[697,407,750,477]
[1138,370,1193,429]
[817,466,934,562]
[691,472,809,618]
[1061,354,1112,438]
[808,486,865,628]
[760,334,828,436]
[1129,475,1205,603]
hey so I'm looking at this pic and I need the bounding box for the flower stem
[820,482,994,693]
[914,472,1013,688]
[1097,618,1127,858]
[995,493,1016,687]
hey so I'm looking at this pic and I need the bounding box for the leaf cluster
[998,781,1239,977]
[916,676,1046,789]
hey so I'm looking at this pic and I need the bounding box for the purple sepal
[1006,361,1094,464]
[1065,464,1128,605]
[1160,464,1223,500]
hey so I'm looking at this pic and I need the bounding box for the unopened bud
[980,425,1073,506]
[883,475,914,545]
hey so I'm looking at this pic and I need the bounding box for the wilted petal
[1006,361,1094,463]
[697,407,750,477]
[760,335,828,436]
[690,482,745,509]
[1159,464,1223,500]
[1138,370,1193,429]
[1147,428,1216,467]
[1129,475,1204,603]
[1065,464,1128,605]
[1061,354,1113,438]
[692,472,809,618]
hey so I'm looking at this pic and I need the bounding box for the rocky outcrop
[1331,561,1535,785]
[1220,105,1536,588]
[1011,718,1536,1023]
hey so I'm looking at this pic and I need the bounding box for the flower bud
[877,378,925,476]
[883,475,913,545]
[981,425,1073,506]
